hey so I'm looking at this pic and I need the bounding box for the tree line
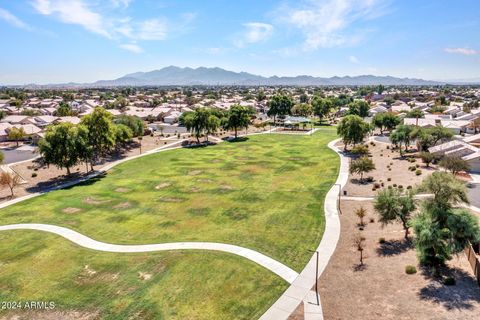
[38,107,144,175]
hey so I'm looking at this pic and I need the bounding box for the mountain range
[90,66,442,86]
[9,66,480,88]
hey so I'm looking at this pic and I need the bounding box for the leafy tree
[390,125,414,154]
[419,152,435,167]
[80,107,116,170]
[0,110,6,120]
[406,109,424,126]
[114,115,144,137]
[184,108,220,143]
[114,124,133,146]
[311,96,333,122]
[0,151,3,164]
[267,95,294,125]
[224,105,253,138]
[429,126,453,146]
[337,115,370,150]
[55,102,73,116]
[206,114,220,142]
[291,103,313,117]
[299,93,309,103]
[39,122,82,175]
[350,156,375,182]
[346,100,370,117]
[439,156,470,175]
[374,188,416,239]
[412,172,480,269]
[8,127,26,147]
[372,112,400,134]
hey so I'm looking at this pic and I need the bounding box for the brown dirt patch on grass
[83,197,111,205]
[62,207,82,214]
[155,182,171,190]
[188,170,203,176]
[114,187,130,193]
[113,202,131,209]
[138,272,152,281]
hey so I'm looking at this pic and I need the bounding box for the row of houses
[429,134,480,173]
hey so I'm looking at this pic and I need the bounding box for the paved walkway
[0,223,299,284]
[260,138,349,320]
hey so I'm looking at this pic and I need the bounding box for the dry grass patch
[62,207,81,214]
[83,197,111,205]
[159,197,185,203]
[114,187,130,193]
[188,170,203,176]
[113,202,131,209]
[155,182,171,190]
[138,272,152,281]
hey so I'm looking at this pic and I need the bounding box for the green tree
[0,150,4,164]
[267,95,294,125]
[374,188,416,239]
[412,172,480,270]
[390,125,414,154]
[184,108,219,143]
[406,109,424,126]
[80,107,116,170]
[39,122,81,175]
[311,96,333,122]
[206,114,220,142]
[8,127,26,147]
[291,103,313,117]
[439,156,470,175]
[114,115,145,137]
[224,105,254,138]
[350,156,375,182]
[337,115,370,150]
[419,152,435,167]
[114,124,133,146]
[346,100,370,118]
[55,102,73,116]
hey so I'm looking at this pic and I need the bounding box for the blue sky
[0,0,479,84]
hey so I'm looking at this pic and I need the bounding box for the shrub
[398,185,403,189]
[405,265,417,274]
[374,182,381,188]
[415,169,422,176]
[388,185,393,189]
[351,144,369,155]
[386,145,390,149]
[370,218,375,223]
[393,184,397,187]
[407,185,412,190]
[379,237,386,244]
[443,277,456,286]
[31,173,37,178]
[33,168,38,171]
[387,178,391,181]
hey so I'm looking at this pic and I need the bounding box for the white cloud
[235,22,273,47]
[279,0,390,50]
[32,0,110,38]
[110,0,133,8]
[137,19,167,40]
[119,43,143,53]
[444,47,478,55]
[349,55,359,63]
[0,7,32,30]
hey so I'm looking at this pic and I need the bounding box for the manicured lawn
[0,231,286,320]
[0,129,339,319]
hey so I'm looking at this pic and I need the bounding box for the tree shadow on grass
[376,238,413,257]
[418,266,480,310]
[223,136,249,143]
[25,172,107,193]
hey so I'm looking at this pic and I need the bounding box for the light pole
[308,249,320,306]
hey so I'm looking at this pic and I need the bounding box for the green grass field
[0,129,338,319]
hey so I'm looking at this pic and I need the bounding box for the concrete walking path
[260,138,349,320]
[0,223,299,284]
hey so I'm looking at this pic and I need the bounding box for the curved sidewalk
[0,223,299,284]
[260,138,349,320]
